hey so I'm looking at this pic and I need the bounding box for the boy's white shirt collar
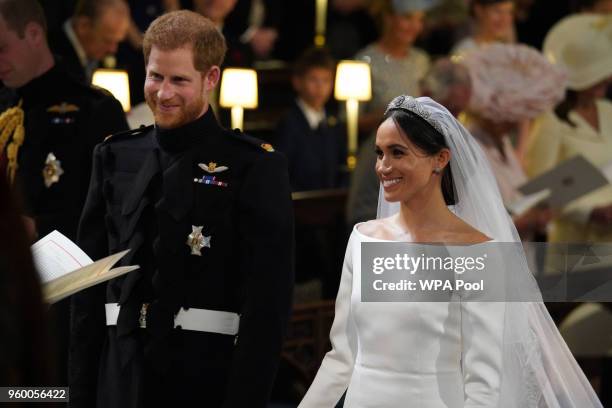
[296,98,326,130]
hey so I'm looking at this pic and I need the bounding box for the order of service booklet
[507,155,610,216]
[31,230,139,304]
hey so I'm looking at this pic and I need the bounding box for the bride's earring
[433,167,442,175]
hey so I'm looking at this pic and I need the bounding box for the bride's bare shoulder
[452,219,492,244]
[355,218,396,240]
[454,230,491,244]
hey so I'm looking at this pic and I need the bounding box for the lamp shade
[334,60,371,101]
[92,69,131,112]
[219,68,258,109]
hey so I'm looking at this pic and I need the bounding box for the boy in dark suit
[275,47,346,192]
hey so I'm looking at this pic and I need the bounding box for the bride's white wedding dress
[299,225,504,408]
[298,96,602,408]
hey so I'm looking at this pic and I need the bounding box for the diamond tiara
[384,95,445,135]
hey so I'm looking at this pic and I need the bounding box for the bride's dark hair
[384,109,456,205]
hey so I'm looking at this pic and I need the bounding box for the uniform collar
[155,107,222,153]
[15,64,63,106]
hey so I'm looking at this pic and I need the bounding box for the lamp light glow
[220,68,258,131]
[334,60,371,170]
[92,69,131,112]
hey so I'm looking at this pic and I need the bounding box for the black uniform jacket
[69,108,294,408]
[1,63,128,240]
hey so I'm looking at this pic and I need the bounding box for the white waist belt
[105,303,240,335]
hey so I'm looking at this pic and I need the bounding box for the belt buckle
[139,303,150,328]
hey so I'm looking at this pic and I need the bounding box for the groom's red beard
[145,92,205,129]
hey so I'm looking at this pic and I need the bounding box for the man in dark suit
[0,0,129,385]
[70,10,294,408]
[222,0,281,60]
[275,47,346,192]
[48,0,130,83]
[193,0,279,66]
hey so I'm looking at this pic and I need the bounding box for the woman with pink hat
[460,42,566,239]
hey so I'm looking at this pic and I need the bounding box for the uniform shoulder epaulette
[103,124,154,143]
[230,128,275,152]
[90,84,115,99]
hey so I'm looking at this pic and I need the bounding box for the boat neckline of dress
[352,222,496,246]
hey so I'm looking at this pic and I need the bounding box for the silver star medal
[186,225,211,256]
[43,152,64,188]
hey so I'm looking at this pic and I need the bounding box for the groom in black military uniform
[69,10,294,408]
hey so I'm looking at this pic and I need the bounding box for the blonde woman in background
[451,0,515,55]
[354,0,435,134]
[347,0,436,225]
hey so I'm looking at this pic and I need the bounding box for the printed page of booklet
[31,230,139,304]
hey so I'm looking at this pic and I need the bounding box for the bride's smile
[374,118,449,204]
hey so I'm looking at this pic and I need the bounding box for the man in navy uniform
[0,0,128,385]
[69,10,294,408]
[0,0,128,240]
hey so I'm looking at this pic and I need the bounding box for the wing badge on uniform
[42,152,64,188]
[46,102,80,114]
[186,225,211,256]
[199,162,228,173]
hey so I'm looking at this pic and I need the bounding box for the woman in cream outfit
[526,14,612,243]
[525,13,612,390]
[298,96,602,407]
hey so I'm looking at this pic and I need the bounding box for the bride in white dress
[298,96,602,407]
